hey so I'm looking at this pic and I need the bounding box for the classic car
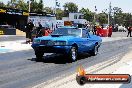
[31,26,102,62]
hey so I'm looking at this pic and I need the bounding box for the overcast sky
[1,0,132,13]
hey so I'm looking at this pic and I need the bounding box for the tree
[6,0,28,10]
[79,8,94,22]
[30,0,39,12]
[113,7,123,25]
[97,13,107,24]
[44,7,53,13]
[6,0,17,8]
[63,2,78,13]
[0,2,6,7]
[122,13,132,27]
[56,8,64,20]
[37,0,44,12]
[30,0,44,12]
[16,0,28,10]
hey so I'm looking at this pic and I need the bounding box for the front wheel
[35,51,44,61]
[68,46,78,62]
[90,44,98,56]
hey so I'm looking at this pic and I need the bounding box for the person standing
[127,26,132,37]
[93,25,97,35]
[36,22,42,37]
[25,20,34,44]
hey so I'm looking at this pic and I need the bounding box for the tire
[68,46,78,62]
[90,44,98,56]
[35,51,44,61]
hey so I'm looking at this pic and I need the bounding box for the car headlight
[33,39,41,44]
[54,41,66,45]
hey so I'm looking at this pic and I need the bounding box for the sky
[1,0,132,13]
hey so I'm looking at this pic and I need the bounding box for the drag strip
[0,36,25,42]
[0,38,132,88]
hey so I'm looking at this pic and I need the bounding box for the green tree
[0,2,5,7]
[30,0,39,12]
[16,0,28,10]
[6,0,17,8]
[63,2,78,13]
[97,13,107,24]
[30,0,44,12]
[37,0,44,12]
[6,0,28,10]
[56,8,64,20]
[79,8,94,22]
[113,7,123,25]
[122,13,132,27]
[44,7,53,13]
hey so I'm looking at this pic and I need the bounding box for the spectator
[93,25,97,35]
[127,26,132,37]
[36,22,42,37]
[108,25,112,37]
[25,20,34,44]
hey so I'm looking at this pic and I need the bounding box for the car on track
[31,26,102,62]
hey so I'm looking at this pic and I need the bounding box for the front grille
[40,40,49,45]
[40,40,54,45]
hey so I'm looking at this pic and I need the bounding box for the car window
[82,29,88,38]
[51,28,81,37]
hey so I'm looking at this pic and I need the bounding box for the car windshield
[51,28,81,37]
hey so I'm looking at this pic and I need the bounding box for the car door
[81,29,93,52]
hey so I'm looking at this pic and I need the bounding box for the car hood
[90,34,102,41]
[35,36,77,41]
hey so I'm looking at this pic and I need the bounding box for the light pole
[108,2,111,26]
[55,0,57,15]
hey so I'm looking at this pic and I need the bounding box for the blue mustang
[31,27,102,62]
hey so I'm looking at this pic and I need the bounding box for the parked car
[118,26,127,32]
[31,26,102,62]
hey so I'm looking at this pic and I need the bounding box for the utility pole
[55,0,57,15]
[94,6,97,24]
[28,0,31,12]
[55,0,60,15]
[108,2,112,26]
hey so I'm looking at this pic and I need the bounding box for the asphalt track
[0,37,132,88]
[0,35,25,42]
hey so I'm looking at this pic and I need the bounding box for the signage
[0,29,4,35]
[6,8,15,14]
[23,12,29,16]
[0,7,28,16]
[0,9,6,13]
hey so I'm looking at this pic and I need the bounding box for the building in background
[0,7,29,35]
[62,13,88,28]
[28,12,56,30]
